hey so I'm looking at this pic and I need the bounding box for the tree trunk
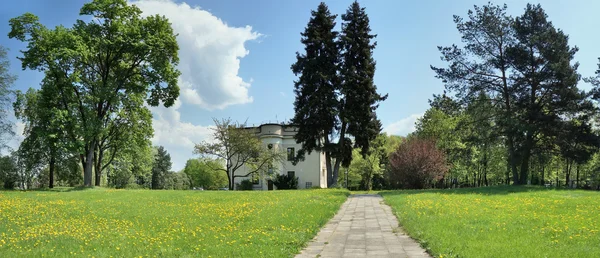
[94,147,103,187]
[541,165,545,186]
[331,119,348,188]
[325,152,333,187]
[565,158,571,187]
[519,133,534,184]
[49,155,55,189]
[332,158,341,188]
[80,154,86,176]
[83,141,96,187]
[576,164,580,188]
[507,137,519,185]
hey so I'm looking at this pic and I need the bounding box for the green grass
[0,188,348,257]
[381,186,600,258]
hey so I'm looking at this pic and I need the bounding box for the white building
[234,123,327,190]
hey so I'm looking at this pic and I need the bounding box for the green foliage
[0,155,18,189]
[382,186,600,257]
[183,158,227,190]
[431,3,598,186]
[273,174,299,190]
[340,133,401,190]
[151,146,172,190]
[107,141,153,189]
[238,179,254,191]
[0,46,15,153]
[163,172,191,190]
[388,137,448,189]
[8,0,180,187]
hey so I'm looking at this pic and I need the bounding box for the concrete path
[295,194,431,258]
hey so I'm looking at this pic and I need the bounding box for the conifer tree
[291,2,386,187]
[291,3,340,186]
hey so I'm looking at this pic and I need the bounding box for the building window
[306,182,312,188]
[287,147,295,161]
[287,171,295,178]
[252,173,259,185]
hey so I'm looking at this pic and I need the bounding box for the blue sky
[1,0,600,170]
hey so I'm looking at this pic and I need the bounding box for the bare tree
[194,118,284,190]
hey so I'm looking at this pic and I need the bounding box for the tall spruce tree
[337,1,387,184]
[291,3,340,187]
[151,146,171,190]
[291,2,386,187]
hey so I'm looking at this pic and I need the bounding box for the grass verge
[381,186,600,258]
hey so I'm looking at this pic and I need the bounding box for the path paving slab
[295,194,431,258]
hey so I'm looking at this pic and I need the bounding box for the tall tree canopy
[151,146,171,190]
[0,45,16,153]
[8,0,180,186]
[292,1,386,187]
[431,3,595,185]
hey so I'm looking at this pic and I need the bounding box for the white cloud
[131,0,260,110]
[150,100,214,171]
[383,113,423,136]
[130,0,262,170]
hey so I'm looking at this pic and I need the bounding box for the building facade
[233,123,327,190]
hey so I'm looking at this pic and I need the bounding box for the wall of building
[233,124,324,190]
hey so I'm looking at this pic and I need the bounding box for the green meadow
[382,186,600,258]
[0,188,348,258]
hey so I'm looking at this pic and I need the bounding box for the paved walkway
[296,194,431,258]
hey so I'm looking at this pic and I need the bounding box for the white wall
[233,124,324,190]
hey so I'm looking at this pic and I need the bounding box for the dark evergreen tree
[290,3,340,187]
[337,0,388,184]
[291,2,386,187]
[151,146,172,189]
[506,4,587,184]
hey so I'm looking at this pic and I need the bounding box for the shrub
[311,186,322,189]
[164,172,191,190]
[388,137,448,189]
[238,179,254,190]
[108,167,133,189]
[273,174,298,190]
[0,156,18,189]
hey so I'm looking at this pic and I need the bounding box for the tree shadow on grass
[22,186,98,192]
[379,185,584,197]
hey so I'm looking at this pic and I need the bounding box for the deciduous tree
[194,118,284,190]
[183,158,228,190]
[8,0,180,187]
[388,137,448,189]
[0,45,16,153]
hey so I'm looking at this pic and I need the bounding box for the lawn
[381,186,600,258]
[0,188,348,257]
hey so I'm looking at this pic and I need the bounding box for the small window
[252,173,259,184]
[306,182,312,188]
[287,171,295,178]
[287,147,295,161]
